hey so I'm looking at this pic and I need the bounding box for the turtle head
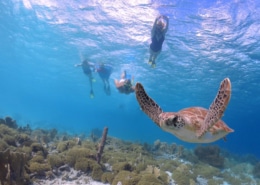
[159,113,185,130]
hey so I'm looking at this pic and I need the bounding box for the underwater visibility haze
[0,0,260,159]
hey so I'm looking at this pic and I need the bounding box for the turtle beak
[166,115,185,129]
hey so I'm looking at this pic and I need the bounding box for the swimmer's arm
[151,27,156,38]
[151,17,159,37]
[121,71,126,79]
[131,85,136,91]
[88,62,95,67]
[74,63,82,67]
[114,79,120,88]
[163,16,169,34]
[152,15,166,37]
[131,76,134,84]
[114,79,124,88]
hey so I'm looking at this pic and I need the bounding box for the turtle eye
[165,116,178,127]
[166,115,185,129]
[172,116,178,127]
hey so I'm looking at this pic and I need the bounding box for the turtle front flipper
[197,78,232,137]
[135,83,163,126]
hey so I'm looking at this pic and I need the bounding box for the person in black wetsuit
[75,60,95,98]
[149,15,169,68]
[94,63,113,95]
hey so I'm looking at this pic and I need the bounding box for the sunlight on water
[0,0,260,158]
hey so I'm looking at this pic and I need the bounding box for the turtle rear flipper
[135,83,163,126]
[197,78,232,137]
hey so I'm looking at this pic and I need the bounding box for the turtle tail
[197,78,232,137]
[135,83,163,126]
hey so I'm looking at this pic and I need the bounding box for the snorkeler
[114,70,135,94]
[75,60,95,98]
[149,15,169,68]
[94,63,113,95]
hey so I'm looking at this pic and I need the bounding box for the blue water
[0,0,259,158]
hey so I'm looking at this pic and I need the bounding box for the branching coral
[96,127,108,164]
[0,148,29,185]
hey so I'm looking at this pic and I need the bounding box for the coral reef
[0,116,18,129]
[0,115,260,185]
[172,163,196,185]
[29,162,51,176]
[137,174,165,185]
[193,163,220,179]
[253,162,260,178]
[47,153,65,168]
[90,128,103,142]
[0,148,29,185]
[152,139,184,159]
[101,172,115,184]
[111,170,140,185]
[194,145,225,168]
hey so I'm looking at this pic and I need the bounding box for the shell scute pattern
[179,108,206,131]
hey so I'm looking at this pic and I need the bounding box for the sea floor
[0,116,260,185]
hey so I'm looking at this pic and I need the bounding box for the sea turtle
[135,78,234,143]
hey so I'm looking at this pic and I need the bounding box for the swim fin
[90,90,94,98]
[106,86,111,96]
[92,78,96,82]
[148,59,156,68]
